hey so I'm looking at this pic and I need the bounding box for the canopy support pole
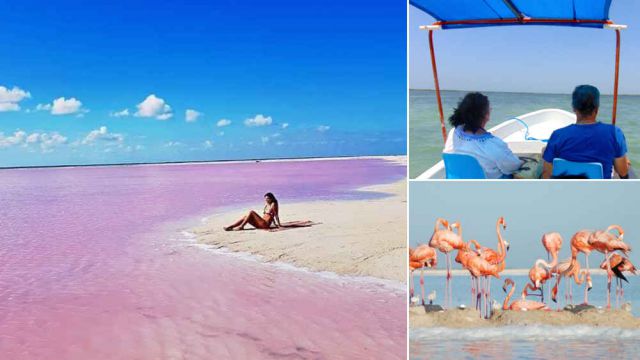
[612,29,621,125]
[428,29,447,143]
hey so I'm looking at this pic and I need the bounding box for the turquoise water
[409,90,640,178]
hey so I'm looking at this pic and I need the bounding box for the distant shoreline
[409,88,640,97]
[0,154,406,171]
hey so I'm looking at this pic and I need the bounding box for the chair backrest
[442,153,486,179]
[552,158,603,179]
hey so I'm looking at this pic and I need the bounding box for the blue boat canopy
[410,0,613,29]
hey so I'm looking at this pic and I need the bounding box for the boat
[410,0,634,179]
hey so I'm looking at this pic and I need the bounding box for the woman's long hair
[264,192,278,205]
[449,92,490,133]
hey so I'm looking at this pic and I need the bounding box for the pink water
[0,158,406,359]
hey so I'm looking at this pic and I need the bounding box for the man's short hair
[572,85,600,116]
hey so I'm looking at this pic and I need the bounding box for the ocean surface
[410,273,640,360]
[409,90,640,178]
[0,158,406,359]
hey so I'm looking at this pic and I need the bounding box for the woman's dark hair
[264,192,278,204]
[572,85,600,116]
[449,92,490,133]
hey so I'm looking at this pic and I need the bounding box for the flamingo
[502,278,549,311]
[409,244,437,305]
[466,217,509,317]
[570,230,594,304]
[600,253,636,308]
[429,218,465,308]
[550,258,592,308]
[589,225,631,308]
[464,249,505,318]
[455,245,481,312]
[522,259,552,302]
[541,232,563,303]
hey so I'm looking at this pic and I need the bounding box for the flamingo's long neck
[496,219,507,263]
[503,281,515,310]
[606,225,624,239]
[434,218,447,233]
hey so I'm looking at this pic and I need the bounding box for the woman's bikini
[263,204,276,226]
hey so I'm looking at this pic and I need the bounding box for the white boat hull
[417,108,576,179]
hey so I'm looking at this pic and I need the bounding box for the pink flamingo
[541,232,562,301]
[589,225,630,308]
[455,244,481,312]
[464,248,506,318]
[522,259,552,303]
[570,230,595,304]
[409,244,437,305]
[600,253,635,308]
[429,218,465,308]
[550,258,592,308]
[466,217,509,317]
[503,278,549,311]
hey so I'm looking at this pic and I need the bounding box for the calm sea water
[409,90,640,178]
[0,158,406,359]
[410,273,640,360]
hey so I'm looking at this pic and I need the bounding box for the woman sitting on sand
[443,92,523,179]
[224,192,281,231]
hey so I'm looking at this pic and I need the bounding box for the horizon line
[409,88,640,97]
[0,154,407,171]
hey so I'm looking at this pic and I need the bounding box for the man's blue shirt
[543,122,627,179]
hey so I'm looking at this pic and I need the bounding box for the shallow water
[409,90,640,178]
[0,158,406,359]
[410,274,640,360]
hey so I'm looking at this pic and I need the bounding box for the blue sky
[410,181,640,269]
[0,0,406,167]
[410,1,640,94]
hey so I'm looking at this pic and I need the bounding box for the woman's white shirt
[443,126,522,179]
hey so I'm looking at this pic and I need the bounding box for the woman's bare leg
[236,211,269,230]
[224,215,247,231]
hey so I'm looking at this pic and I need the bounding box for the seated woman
[443,92,523,179]
[224,192,281,231]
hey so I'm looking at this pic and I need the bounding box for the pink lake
[0,158,406,359]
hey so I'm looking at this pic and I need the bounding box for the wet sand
[410,305,640,329]
[191,175,407,283]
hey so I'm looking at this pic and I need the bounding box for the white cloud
[50,97,84,115]
[317,125,331,132]
[82,126,124,145]
[0,103,20,112]
[0,86,31,112]
[281,123,289,129]
[0,130,67,152]
[203,140,213,148]
[217,119,231,127]
[135,94,173,120]
[36,103,51,111]
[261,136,270,144]
[164,141,183,147]
[185,109,202,122]
[110,109,130,117]
[244,114,272,127]
[276,141,284,146]
[217,131,225,136]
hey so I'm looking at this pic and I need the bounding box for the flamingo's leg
[410,270,414,299]
[420,267,425,305]
[487,277,492,318]
[446,253,451,309]
[605,250,612,309]
[584,254,590,305]
[470,275,475,309]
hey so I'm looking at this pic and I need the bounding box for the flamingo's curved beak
[502,285,507,293]
[620,233,624,240]
[588,279,593,291]
[505,241,510,251]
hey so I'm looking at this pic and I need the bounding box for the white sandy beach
[191,165,406,283]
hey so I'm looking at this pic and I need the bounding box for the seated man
[542,85,629,179]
